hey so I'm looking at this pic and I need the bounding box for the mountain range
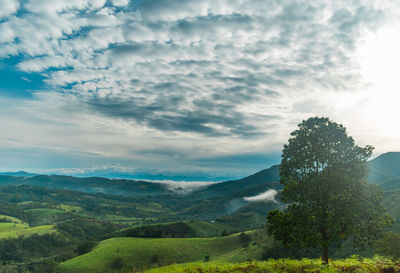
[1,152,398,195]
[0,152,399,227]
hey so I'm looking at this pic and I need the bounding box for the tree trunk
[322,245,329,264]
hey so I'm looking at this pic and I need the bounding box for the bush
[221,230,229,236]
[151,254,160,264]
[111,257,124,269]
[75,240,97,255]
[239,232,251,248]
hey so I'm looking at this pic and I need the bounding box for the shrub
[239,232,251,248]
[151,254,160,264]
[111,257,124,269]
[75,240,97,255]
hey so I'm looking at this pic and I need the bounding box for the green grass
[0,214,27,225]
[103,214,142,223]
[144,257,400,273]
[57,204,84,213]
[60,231,270,273]
[0,222,56,239]
[186,221,239,237]
[26,208,65,214]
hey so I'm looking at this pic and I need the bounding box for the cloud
[0,0,399,175]
[244,189,278,203]
[145,180,216,194]
[0,0,19,19]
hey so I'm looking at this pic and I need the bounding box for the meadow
[143,257,400,273]
[60,231,271,273]
[0,214,56,239]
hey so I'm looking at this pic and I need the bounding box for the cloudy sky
[0,0,400,180]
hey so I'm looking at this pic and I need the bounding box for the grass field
[186,221,239,237]
[0,222,56,239]
[144,257,400,273]
[0,214,27,225]
[60,231,271,273]
[57,204,84,213]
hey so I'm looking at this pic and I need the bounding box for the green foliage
[151,254,160,264]
[57,219,117,241]
[125,222,196,238]
[375,231,400,259]
[239,232,251,248]
[267,117,392,263]
[0,233,72,262]
[111,257,124,269]
[143,257,400,273]
[75,240,97,255]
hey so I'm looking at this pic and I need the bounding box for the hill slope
[60,231,270,273]
[368,152,400,184]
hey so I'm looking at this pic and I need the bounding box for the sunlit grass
[144,256,400,273]
[0,222,56,239]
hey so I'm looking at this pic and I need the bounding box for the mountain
[1,151,399,200]
[0,175,173,197]
[0,171,36,177]
[0,165,280,197]
[192,165,281,199]
[367,152,400,184]
[0,165,282,225]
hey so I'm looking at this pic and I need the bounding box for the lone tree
[267,117,392,264]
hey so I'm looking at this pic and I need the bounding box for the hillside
[368,152,400,184]
[0,166,282,227]
[0,165,281,199]
[60,230,271,273]
[2,154,400,273]
[0,175,172,197]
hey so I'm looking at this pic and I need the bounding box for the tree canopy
[267,117,392,263]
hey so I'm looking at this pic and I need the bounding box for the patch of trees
[57,219,117,241]
[75,240,97,255]
[238,232,251,247]
[0,203,29,223]
[0,234,72,262]
[125,222,196,238]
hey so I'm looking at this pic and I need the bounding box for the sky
[0,0,400,180]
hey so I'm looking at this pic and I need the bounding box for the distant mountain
[0,171,36,177]
[74,171,231,182]
[367,152,400,184]
[0,165,281,200]
[0,175,173,197]
[380,178,400,191]
[193,165,281,199]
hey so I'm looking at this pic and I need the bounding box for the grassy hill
[0,222,56,239]
[143,257,400,273]
[59,230,271,273]
[0,214,56,239]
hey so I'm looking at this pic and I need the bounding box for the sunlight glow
[359,26,400,137]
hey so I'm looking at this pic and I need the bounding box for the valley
[0,152,399,272]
